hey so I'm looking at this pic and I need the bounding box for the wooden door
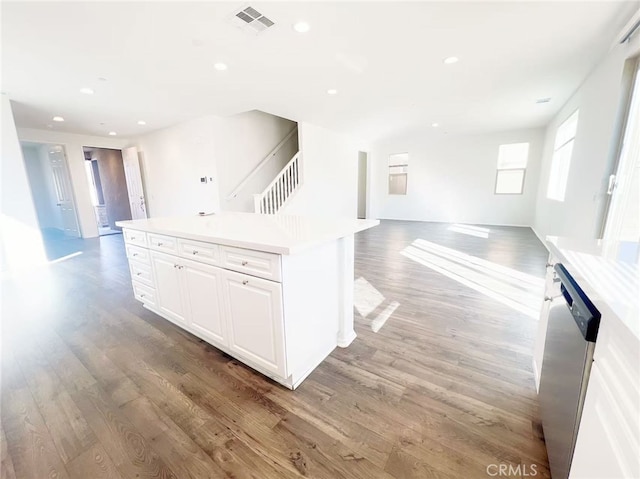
[49,147,80,237]
[183,260,226,346]
[151,251,187,325]
[122,146,147,219]
[221,270,286,377]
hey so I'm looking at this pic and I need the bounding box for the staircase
[253,152,301,214]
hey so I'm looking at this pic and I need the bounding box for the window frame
[388,152,409,195]
[547,109,580,202]
[494,142,529,195]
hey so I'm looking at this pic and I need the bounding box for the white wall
[534,32,640,240]
[133,115,220,217]
[1,98,46,272]
[17,128,130,238]
[284,122,363,218]
[132,110,297,218]
[369,128,545,226]
[215,110,297,212]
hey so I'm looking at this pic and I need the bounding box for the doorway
[83,147,132,236]
[357,151,368,219]
[20,142,81,240]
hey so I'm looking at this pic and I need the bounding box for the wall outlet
[200,177,207,183]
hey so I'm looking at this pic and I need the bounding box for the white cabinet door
[122,146,148,219]
[222,270,286,378]
[151,251,187,325]
[182,260,226,346]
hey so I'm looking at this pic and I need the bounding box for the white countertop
[546,236,639,340]
[116,212,379,255]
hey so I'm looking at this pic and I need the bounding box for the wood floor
[1,220,550,479]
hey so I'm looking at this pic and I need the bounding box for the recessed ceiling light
[108,131,117,136]
[327,89,338,95]
[214,62,228,71]
[52,116,64,122]
[432,123,440,127]
[80,87,94,95]
[293,21,310,33]
[137,120,146,125]
[443,56,459,64]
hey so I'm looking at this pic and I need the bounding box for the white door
[151,251,187,325]
[182,260,226,346]
[122,146,147,219]
[221,270,286,377]
[49,147,80,237]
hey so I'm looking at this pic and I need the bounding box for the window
[389,153,408,195]
[495,142,529,194]
[547,110,579,201]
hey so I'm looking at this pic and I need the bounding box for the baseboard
[530,226,549,250]
[374,217,532,228]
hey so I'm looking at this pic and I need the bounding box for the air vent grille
[232,6,275,34]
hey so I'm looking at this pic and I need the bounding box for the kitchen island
[116,212,379,389]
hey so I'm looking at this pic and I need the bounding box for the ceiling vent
[231,5,275,35]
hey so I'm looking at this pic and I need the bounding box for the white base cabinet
[222,271,286,378]
[123,227,341,389]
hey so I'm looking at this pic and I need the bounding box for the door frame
[597,56,640,238]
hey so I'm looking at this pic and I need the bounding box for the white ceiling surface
[2,2,638,142]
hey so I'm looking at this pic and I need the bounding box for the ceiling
[2,1,638,142]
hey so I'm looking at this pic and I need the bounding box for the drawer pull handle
[242,280,249,285]
[158,242,164,246]
[192,250,199,255]
[133,253,138,257]
[140,294,145,298]
[174,264,178,268]
[241,261,248,266]
[136,272,142,276]
[131,236,136,240]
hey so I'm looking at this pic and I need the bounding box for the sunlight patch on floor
[353,276,398,332]
[448,223,490,238]
[401,239,544,319]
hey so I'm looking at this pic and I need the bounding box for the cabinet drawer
[148,233,177,253]
[123,229,147,247]
[126,244,150,265]
[129,260,154,287]
[177,238,220,266]
[221,246,281,282]
[132,281,156,307]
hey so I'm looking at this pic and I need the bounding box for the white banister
[226,126,298,201]
[253,152,301,215]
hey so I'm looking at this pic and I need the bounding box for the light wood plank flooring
[1,220,550,478]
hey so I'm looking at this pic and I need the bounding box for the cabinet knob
[158,242,163,246]
[241,261,248,266]
[133,253,138,257]
[242,280,249,285]
[136,272,142,276]
[131,236,136,240]
[140,294,145,298]
[192,250,199,255]
[174,264,178,268]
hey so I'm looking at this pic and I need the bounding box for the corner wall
[370,128,545,226]
[533,31,640,240]
[283,122,363,218]
[1,98,46,272]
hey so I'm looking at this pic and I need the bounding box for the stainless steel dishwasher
[539,263,601,479]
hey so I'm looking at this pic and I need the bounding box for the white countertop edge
[115,217,380,255]
[546,236,639,341]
